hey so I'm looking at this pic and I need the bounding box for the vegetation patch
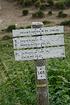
[32,10,45,18]
[54,2,65,10]
[42,20,51,25]
[60,20,70,26]
[22,9,29,16]
[34,0,41,8]
[40,3,47,10]
[0,33,70,105]
[57,11,67,18]
[48,10,52,16]
[5,25,16,32]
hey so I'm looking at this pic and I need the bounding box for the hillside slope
[0,0,70,30]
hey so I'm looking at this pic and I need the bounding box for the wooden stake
[32,22,49,105]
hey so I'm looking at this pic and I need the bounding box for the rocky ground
[0,0,70,32]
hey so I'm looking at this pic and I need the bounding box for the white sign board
[13,26,64,37]
[13,34,64,49]
[37,66,46,80]
[14,46,65,61]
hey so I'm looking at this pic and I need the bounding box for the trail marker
[12,22,65,105]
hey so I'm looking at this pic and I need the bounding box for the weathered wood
[13,34,64,49]
[32,22,49,105]
[14,46,65,61]
[12,26,64,37]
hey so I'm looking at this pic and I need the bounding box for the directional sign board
[12,26,65,61]
[13,34,64,49]
[14,46,65,61]
[12,26,64,37]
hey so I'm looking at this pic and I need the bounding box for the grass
[0,32,70,105]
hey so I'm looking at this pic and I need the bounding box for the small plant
[22,9,29,16]
[34,0,41,8]
[40,3,47,10]
[23,0,33,7]
[2,35,11,40]
[32,10,45,18]
[47,0,54,7]
[54,2,65,10]
[43,20,51,25]
[25,25,31,28]
[6,25,16,32]
[48,10,52,15]
[60,20,70,26]
[57,11,67,18]
[64,0,70,7]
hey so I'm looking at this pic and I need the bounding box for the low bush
[60,20,70,26]
[54,2,65,10]
[57,11,67,18]
[40,3,47,10]
[64,0,70,7]
[48,10,52,15]
[34,0,41,8]
[47,0,54,7]
[32,10,44,18]
[6,25,16,32]
[22,9,29,16]
[2,35,11,40]
[23,0,33,7]
[43,20,51,25]
[40,0,46,3]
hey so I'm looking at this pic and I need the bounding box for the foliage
[54,2,65,10]
[40,3,47,10]
[64,0,70,7]
[60,20,70,26]
[47,0,54,7]
[0,32,70,105]
[6,25,16,32]
[2,35,11,40]
[32,10,44,18]
[22,9,29,16]
[34,0,41,8]
[48,10,52,15]
[57,11,67,18]
[22,0,33,7]
[42,20,51,25]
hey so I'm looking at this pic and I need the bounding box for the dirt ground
[0,0,70,31]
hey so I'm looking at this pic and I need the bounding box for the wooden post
[31,22,49,105]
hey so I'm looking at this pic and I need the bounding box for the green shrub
[6,25,16,32]
[60,20,70,26]
[40,3,47,10]
[34,0,41,8]
[2,35,11,40]
[55,2,65,10]
[25,25,31,28]
[57,11,67,18]
[32,10,44,18]
[22,9,29,16]
[47,0,54,7]
[43,20,51,25]
[23,0,33,7]
[64,0,70,7]
[48,10,52,15]
[40,0,46,3]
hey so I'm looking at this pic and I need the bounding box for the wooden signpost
[12,22,65,105]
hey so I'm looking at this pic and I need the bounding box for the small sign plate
[37,66,46,80]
